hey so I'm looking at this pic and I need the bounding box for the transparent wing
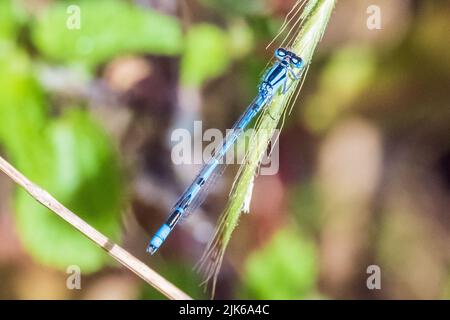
[179,161,226,221]
[176,95,269,222]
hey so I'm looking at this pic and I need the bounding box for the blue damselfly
[147,48,304,254]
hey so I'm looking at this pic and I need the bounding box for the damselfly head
[275,47,303,69]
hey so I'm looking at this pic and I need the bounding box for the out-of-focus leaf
[0,46,123,273]
[15,110,123,272]
[241,227,317,299]
[32,0,182,68]
[0,0,25,40]
[228,19,255,59]
[181,24,231,86]
[0,1,14,39]
[303,47,376,132]
[0,46,48,170]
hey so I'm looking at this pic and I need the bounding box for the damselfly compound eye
[291,56,303,68]
[275,48,287,58]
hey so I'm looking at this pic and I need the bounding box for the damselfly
[147,47,304,254]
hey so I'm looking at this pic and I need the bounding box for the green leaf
[241,228,317,299]
[303,47,376,131]
[0,46,49,170]
[181,24,231,86]
[0,0,26,41]
[0,46,123,272]
[32,0,182,68]
[14,110,123,273]
[0,1,14,40]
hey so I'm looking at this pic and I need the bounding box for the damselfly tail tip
[147,224,171,255]
[146,243,159,255]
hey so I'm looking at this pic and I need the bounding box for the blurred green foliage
[0,0,248,279]
[0,1,17,39]
[303,47,377,132]
[181,24,231,86]
[241,228,317,299]
[0,47,48,165]
[0,2,123,272]
[13,110,123,272]
[32,0,182,69]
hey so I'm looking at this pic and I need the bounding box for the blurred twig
[0,155,191,300]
